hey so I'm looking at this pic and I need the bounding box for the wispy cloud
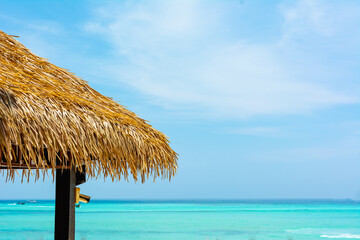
[222,127,281,137]
[280,0,360,38]
[252,136,360,163]
[85,0,360,118]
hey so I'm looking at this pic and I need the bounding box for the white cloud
[85,0,360,118]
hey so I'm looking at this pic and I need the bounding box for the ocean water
[0,200,359,240]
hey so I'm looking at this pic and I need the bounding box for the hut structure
[0,30,178,239]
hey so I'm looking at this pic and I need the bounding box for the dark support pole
[55,168,76,240]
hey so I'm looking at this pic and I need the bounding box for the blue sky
[0,0,359,200]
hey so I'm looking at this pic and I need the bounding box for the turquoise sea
[0,200,359,240]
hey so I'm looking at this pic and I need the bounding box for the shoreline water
[1,198,358,202]
[1,199,359,240]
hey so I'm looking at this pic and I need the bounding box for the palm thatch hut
[0,30,178,239]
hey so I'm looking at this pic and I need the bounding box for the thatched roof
[0,30,177,182]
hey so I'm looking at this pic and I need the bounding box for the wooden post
[55,168,76,240]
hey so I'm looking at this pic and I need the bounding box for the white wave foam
[321,234,360,239]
